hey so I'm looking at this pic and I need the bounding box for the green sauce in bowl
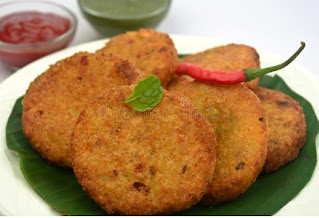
[78,0,171,37]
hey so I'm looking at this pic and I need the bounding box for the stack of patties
[22,29,217,215]
[21,29,307,215]
[177,43,307,175]
[171,44,307,205]
[169,44,268,204]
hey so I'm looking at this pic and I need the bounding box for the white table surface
[0,0,318,83]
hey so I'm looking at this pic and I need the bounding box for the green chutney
[78,0,171,37]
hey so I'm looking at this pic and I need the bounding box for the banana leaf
[6,75,318,215]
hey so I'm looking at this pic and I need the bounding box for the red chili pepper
[176,42,305,84]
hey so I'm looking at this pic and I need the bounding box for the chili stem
[244,42,306,81]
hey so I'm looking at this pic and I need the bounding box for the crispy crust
[253,87,307,173]
[180,44,260,89]
[97,29,179,87]
[22,52,141,167]
[168,80,268,205]
[71,87,217,215]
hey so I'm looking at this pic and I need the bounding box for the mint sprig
[125,75,163,112]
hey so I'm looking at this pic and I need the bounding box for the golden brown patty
[22,52,141,168]
[180,44,260,89]
[97,29,179,87]
[71,87,217,215]
[168,80,267,205]
[253,87,307,173]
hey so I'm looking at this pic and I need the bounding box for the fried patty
[168,80,267,205]
[180,44,260,89]
[253,87,307,173]
[22,52,141,168]
[97,29,179,87]
[71,86,217,215]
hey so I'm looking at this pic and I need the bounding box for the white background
[0,0,318,83]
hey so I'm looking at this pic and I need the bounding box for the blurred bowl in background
[0,0,77,70]
[78,0,171,37]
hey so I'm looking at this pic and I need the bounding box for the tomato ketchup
[0,11,74,68]
[0,11,71,44]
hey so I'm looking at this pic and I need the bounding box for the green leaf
[125,75,163,112]
[5,74,318,215]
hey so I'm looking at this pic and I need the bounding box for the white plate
[0,35,318,216]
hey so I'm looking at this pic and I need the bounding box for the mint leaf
[125,75,163,112]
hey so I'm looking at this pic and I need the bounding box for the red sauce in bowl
[0,11,74,68]
[0,11,71,44]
